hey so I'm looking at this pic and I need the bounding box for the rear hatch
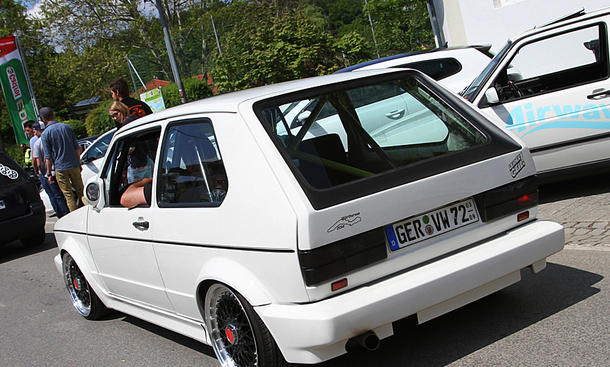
[254,70,538,301]
[0,152,39,222]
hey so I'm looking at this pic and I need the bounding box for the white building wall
[431,0,610,52]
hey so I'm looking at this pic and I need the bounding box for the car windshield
[461,41,512,101]
[82,129,116,162]
[257,75,487,192]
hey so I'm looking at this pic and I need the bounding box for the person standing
[109,78,153,117]
[32,122,69,218]
[24,120,37,170]
[39,107,84,212]
[109,101,138,130]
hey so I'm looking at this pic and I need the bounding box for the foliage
[3,144,23,167]
[84,99,114,137]
[63,119,88,139]
[334,30,374,67]
[162,78,213,108]
[212,3,338,92]
[365,0,435,54]
[0,0,436,146]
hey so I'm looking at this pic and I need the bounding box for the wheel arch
[57,234,108,305]
[195,257,273,317]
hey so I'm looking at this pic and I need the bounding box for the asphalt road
[1,173,608,366]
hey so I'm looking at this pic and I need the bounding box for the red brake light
[331,278,348,292]
[517,211,530,222]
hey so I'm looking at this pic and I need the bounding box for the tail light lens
[298,228,387,286]
[474,176,538,222]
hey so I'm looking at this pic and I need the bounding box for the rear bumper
[0,202,46,245]
[257,220,564,364]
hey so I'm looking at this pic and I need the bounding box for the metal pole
[364,0,381,59]
[126,55,147,91]
[426,0,446,48]
[14,32,39,121]
[153,0,187,104]
[126,55,139,93]
[211,15,222,56]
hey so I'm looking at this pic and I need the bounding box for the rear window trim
[254,70,522,210]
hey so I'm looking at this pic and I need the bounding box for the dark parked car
[0,151,46,247]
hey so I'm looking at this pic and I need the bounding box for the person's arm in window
[120,178,153,208]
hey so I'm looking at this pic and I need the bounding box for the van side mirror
[484,87,500,105]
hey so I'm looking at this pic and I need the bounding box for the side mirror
[85,177,105,210]
[484,87,500,105]
[291,110,311,128]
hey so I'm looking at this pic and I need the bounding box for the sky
[20,0,43,18]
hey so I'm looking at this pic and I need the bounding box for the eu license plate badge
[385,198,480,252]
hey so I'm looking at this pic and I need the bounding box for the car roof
[335,45,492,73]
[509,6,610,42]
[120,68,402,132]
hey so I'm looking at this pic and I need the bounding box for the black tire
[62,252,108,320]
[21,228,45,247]
[204,283,287,367]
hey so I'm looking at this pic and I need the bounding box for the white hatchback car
[337,45,493,93]
[53,69,564,366]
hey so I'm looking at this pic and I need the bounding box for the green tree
[365,0,434,55]
[212,3,338,91]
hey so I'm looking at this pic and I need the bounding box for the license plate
[0,200,5,210]
[385,198,479,252]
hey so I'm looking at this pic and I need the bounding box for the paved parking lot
[538,173,610,249]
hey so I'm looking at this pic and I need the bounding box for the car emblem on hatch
[508,152,525,178]
[327,212,362,232]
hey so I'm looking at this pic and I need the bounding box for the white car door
[87,127,173,311]
[475,19,610,173]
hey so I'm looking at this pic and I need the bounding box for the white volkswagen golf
[53,69,564,366]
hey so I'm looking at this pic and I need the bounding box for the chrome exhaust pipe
[345,330,380,352]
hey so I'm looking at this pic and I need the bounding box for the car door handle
[132,220,149,231]
[587,88,610,100]
[385,109,405,119]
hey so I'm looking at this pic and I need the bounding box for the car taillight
[298,228,387,286]
[474,176,538,222]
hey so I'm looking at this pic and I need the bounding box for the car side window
[493,23,608,103]
[157,120,227,207]
[395,58,462,81]
[102,129,160,207]
[83,130,116,162]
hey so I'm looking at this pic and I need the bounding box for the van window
[492,24,608,103]
[394,58,462,81]
[82,129,115,162]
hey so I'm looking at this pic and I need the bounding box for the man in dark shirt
[40,107,84,212]
[109,78,153,117]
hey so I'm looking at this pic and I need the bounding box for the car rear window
[255,71,520,209]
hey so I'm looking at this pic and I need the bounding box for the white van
[462,8,610,181]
